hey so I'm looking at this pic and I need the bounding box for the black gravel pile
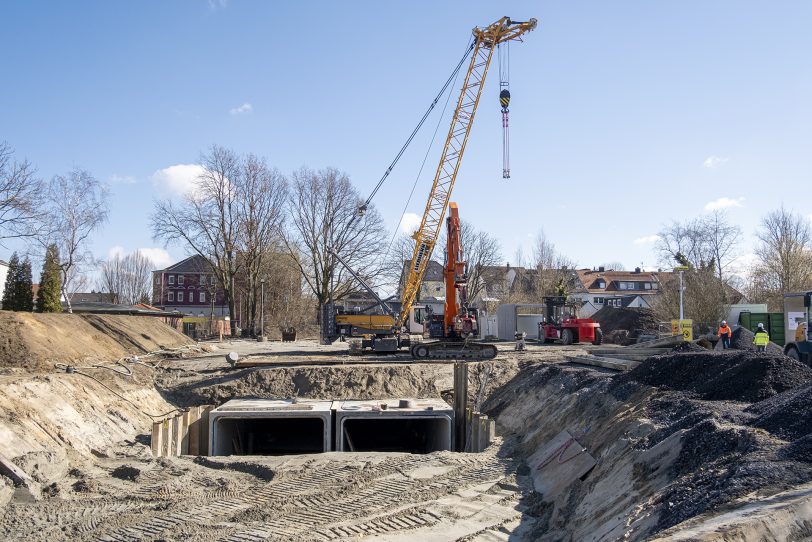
[620,351,812,402]
[731,326,784,354]
[746,381,812,440]
[671,341,706,353]
[591,306,659,336]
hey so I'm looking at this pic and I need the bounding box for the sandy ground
[3,331,812,541]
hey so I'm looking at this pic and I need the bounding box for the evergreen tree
[14,257,34,311]
[1,252,19,310]
[36,244,62,313]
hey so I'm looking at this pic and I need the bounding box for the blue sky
[1,1,811,275]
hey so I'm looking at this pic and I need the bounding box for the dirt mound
[619,351,812,402]
[160,365,450,407]
[747,381,812,441]
[484,361,812,540]
[731,326,784,354]
[591,306,659,343]
[0,312,195,371]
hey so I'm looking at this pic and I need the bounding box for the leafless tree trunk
[35,169,109,312]
[99,250,155,305]
[752,206,812,310]
[152,146,242,334]
[284,167,387,314]
[236,155,287,335]
[0,142,42,243]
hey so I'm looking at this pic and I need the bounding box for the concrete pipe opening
[340,417,451,453]
[334,399,454,453]
[209,399,332,456]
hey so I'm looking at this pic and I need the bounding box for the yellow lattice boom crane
[322,16,537,358]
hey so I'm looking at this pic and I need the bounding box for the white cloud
[229,102,253,115]
[704,197,744,212]
[399,213,421,235]
[208,0,228,9]
[151,164,205,197]
[107,245,125,259]
[807,214,812,224]
[633,235,661,245]
[109,174,137,184]
[137,248,173,269]
[703,155,729,168]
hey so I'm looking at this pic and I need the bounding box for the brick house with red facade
[152,255,229,318]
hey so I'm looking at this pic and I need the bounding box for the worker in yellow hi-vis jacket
[753,323,770,353]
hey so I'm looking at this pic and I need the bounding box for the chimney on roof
[634,267,641,273]
[598,266,605,272]
[506,262,510,269]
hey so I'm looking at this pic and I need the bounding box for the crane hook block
[499,89,510,111]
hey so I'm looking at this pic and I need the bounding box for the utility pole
[675,265,689,321]
[260,278,266,342]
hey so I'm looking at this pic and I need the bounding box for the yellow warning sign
[671,319,693,341]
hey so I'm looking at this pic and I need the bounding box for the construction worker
[718,320,732,349]
[753,323,770,353]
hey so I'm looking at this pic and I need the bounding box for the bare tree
[656,211,742,281]
[284,167,387,313]
[600,261,626,271]
[236,155,287,334]
[99,251,155,305]
[652,261,730,332]
[752,206,812,310]
[36,169,109,312]
[152,145,242,333]
[529,230,577,299]
[0,142,41,242]
[436,220,502,304]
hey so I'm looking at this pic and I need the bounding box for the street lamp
[674,265,689,321]
[260,278,266,340]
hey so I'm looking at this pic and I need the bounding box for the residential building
[572,267,666,314]
[152,255,228,317]
[397,260,445,302]
[71,291,116,304]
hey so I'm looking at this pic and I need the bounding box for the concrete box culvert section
[209,399,332,456]
[333,399,454,453]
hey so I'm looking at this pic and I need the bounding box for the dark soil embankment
[618,350,812,402]
[485,350,812,540]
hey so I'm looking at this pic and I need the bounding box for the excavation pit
[209,399,332,456]
[333,399,454,453]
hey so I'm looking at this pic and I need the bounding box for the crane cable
[358,39,475,214]
[381,41,467,280]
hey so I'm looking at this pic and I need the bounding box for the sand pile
[620,351,812,402]
[0,312,196,371]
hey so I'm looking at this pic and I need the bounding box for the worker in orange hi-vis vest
[718,320,732,349]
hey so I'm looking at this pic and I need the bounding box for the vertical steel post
[453,361,468,451]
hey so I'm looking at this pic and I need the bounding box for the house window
[619,282,636,290]
[178,275,185,285]
[168,291,174,302]
[597,280,606,289]
[188,292,194,303]
[177,292,184,302]
[593,297,604,304]
[644,283,652,290]
[651,283,659,290]
[200,291,206,303]
[210,275,216,285]
[168,275,175,285]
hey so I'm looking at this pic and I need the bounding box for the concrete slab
[332,398,454,453]
[209,399,332,456]
[527,430,596,501]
